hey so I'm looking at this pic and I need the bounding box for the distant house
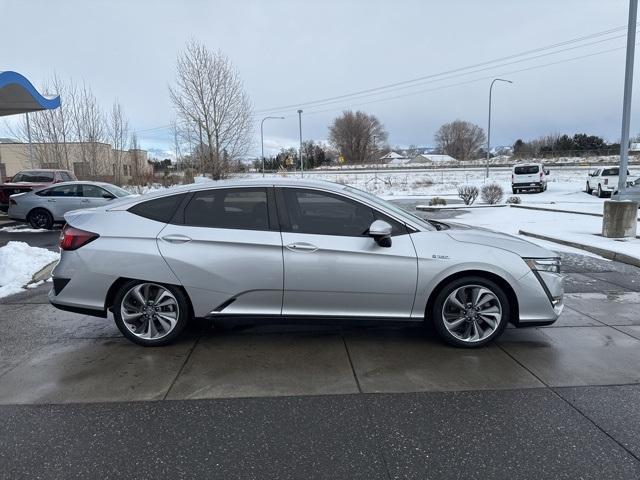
[630,142,640,153]
[379,151,410,165]
[409,153,456,164]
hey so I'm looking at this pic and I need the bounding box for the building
[0,141,152,184]
[379,151,410,166]
[409,153,456,164]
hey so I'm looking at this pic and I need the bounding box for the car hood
[444,222,555,258]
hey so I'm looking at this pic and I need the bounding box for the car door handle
[162,234,192,244]
[47,199,56,202]
[81,199,90,203]
[286,242,318,252]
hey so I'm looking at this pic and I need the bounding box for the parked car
[586,166,631,198]
[8,181,132,229]
[511,163,549,194]
[612,176,640,205]
[49,178,564,348]
[0,169,76,212]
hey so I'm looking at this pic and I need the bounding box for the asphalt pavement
[2,204,640,479]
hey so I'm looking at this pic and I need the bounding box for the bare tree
[328,110,388,164]
[170,40,253,179]
[108,100,129,184]
[69,83,106,175]
[434,120,485,161]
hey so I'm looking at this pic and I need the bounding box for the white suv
[511,163,548,194]
[586,166,630,198]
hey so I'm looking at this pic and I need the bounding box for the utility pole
[617,0,637,194]
[25,112,35,168]
[260,116,285,177]
[486,78,512,179]
[297,109,303,177]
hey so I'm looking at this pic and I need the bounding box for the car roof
[16,168,71,172]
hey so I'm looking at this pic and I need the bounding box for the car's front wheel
[586,181,592,194]
[113,281,190,346]
[431,276,509,348]
[28,208,53,229]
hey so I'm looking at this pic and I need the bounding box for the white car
[612,176,640,205]
[511,163,549,194]
[586,166,630,198]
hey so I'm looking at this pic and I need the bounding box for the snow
[0,241,59,298]
[0,225,50,233]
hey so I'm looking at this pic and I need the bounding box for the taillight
[540,171,543,178]
[604,178,609,185]
[9,198,16,205]
[59,225,99,251]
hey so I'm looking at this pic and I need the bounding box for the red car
[0,169,77,212]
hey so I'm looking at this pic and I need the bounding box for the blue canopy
[0,71,60,117]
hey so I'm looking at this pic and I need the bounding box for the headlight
[525,257,561,273]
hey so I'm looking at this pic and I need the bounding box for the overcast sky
[1,0,638,158]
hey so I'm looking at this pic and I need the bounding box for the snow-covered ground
[0,241,59,298]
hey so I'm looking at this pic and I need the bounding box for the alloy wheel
[441,284,502,343]
[31,211,49,228]
[120,283,180,340]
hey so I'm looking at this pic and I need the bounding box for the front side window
[82,185,111,198]
[281,188,403,237]
[183,188,269,231]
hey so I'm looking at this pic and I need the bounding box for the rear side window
[128,194,186,223]
[514,165,539,175]
[183,188,269,230]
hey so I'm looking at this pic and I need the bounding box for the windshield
[105,185,133,197]
[344,186,434,230]
[514,165,539,175]
[12,171,55,183]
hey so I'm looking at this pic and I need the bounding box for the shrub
[506,195,522,204]
[429,196,447,206]
[481,183,504,204]
[457,185,479,205]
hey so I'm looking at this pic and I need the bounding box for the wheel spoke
[445,316,467,329]
[122,311,143,322]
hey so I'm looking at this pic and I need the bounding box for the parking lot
[2,209,640,478]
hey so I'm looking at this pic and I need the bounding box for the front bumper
[513,270,564,327]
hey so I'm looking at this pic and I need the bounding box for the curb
[510,204,604,217]
[519,230,640,268]
[29,260,57,285]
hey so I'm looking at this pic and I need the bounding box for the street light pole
[617,0,638,194]
[297,109,303,177]
[486,78,512,179]
[260,116,285,177]
[25,112,35,168]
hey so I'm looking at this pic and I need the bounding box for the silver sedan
[8,181,132,229]
[48,178,564,348]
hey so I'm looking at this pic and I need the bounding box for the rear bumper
[513,182,543,188]
[49,295,107,318]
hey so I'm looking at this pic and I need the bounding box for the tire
[512,188,517,194]
[28,208,54,229]
[586,182,592,194]
[597,185,604,198]
[430,276,510,348]
[113,280,190,346]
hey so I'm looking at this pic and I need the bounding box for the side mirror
[368,219,392,247]
[102,193,116,200]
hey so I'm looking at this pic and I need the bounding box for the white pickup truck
[586,166,630,198]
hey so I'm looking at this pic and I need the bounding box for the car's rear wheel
[28,208,53,229]
[113,280,190,346]
[431,276,509,348]
[597,184,604,198]
[512,187,518,194]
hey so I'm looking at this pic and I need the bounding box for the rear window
[514,165,539,175]
[128,194,186,223]
[12,171,55,182]
[60,171,75,182]
[601,168,627,176]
